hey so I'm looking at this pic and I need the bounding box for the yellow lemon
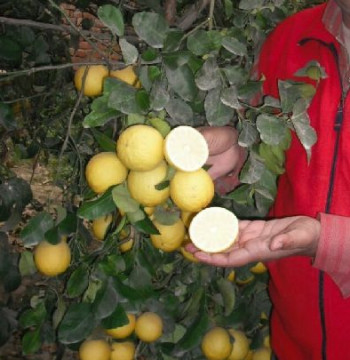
[179,245,199,263]
[79,339,111,360]
[127,161,170,207]
[135,312,163,343]
[164,125,209,172]
[189,207,239,253]
[110,341,135,360]
[116,124,164,171]
[92,214,113,241]
[109,65,141,88]
[170,168,214,212]
[252,347,272,360]
[105,313,136,339]
[249,262,267,274]
[181,211,197,228]
[201,327,233,360]
[85,152,128,194]
[151,218,185,252]
[263,335,270,348]
[74,65,109,97]
[244,350,254,360]
[228,329,250,360]
[34,239,71,277]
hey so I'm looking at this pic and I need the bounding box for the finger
[199,126,238,156]
[185,243,198,253]
[194,251,235,267]
[207,144,242,179]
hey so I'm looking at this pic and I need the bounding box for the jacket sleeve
[313,212,350,298]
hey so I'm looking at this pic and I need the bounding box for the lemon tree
[0,0,322,359]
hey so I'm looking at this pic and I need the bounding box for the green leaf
[98,5,124,36]
[153,207,179,226]
[0,308,13,347]
[195,57,221,91]
[53,296,66,329]
[239,0,265,10]
[238,121,259,147]
[91,128,116,152]
[120,38,138,64]
[227,184,251,204]
[186,30,215,56]
[221,86,240,109]
[114,277,155,301]
[135,89,150,112]
[222,36,247,56]
[83,108,119,128]
[19,302,47,329]
[0,36,22,63]
[126,208,146,223]
[291,99,317,161]
[205,88,234,126]
[163,30,184,52]
[58,303,96,344]
[112,183,140,213]
[66,265,89,298]
[127,113,146,126]
[108,80,141,114]
[165,98,194,125]
[133,216,159,235]
[174,309,209,352]
[19,251,36,276]
[256,114,287,145]
[77,188,116,220]
[3,264,21,292]
[132,12,169,48]
[217,277,235,316]
[22,327,41,355]
[101,303,128,329]
[20,212,54,247]
[92,278,119,320]
[240,153,265,184]
[165,64,197,102]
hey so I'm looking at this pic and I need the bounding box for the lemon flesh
[189,207,239,253]
[164,125,209,172]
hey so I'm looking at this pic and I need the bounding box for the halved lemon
[189,207,239,253]
[164,125,209,172]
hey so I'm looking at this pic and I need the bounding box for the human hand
[199,126,246,194]
[185,216,320,267]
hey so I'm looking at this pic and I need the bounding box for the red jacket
[257,3,350,359]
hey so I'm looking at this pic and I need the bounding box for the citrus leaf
[77,188,116,220]
[240,153,265,184]
[91,128,116,152]
[98,5,124,37]
[66,265,89,298]
[114,277,155,301]
[186,30,214,56]
[19,302,47,329]
[92,278,119,320]
[120,38,138,65]
[108,81,141,114]
[217,277,235,316]
[238,121,258,147]
[165,98,193,125]
[222,36,247,56]
[205,88,234,126]
[20,212,54,247]
[19,251,36,276]
[22,327,41,355]
[221,86,240,109]
[256,114,287,145]
[112,184,140,213]
[58,303,96,344]
[101,303,128,329]
[132,12,169,48]
[52,296,66,330]
[133,216,159,234]
[195,57,221,91]
[165,64,197,102]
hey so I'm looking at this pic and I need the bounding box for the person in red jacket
[187,1,350,359]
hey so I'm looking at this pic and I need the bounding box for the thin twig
[208,0,215,31]
[177,0,211,31]
[0,16,71,32]
[0,60,123,82]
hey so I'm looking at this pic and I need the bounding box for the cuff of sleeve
[313,212,350,298]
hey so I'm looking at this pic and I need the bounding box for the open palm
[186,216,320,267]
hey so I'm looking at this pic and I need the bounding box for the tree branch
[177,0,211,31]
[164,0,177,25]
[0,16,72,32]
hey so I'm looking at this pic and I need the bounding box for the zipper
[299,38,345,360]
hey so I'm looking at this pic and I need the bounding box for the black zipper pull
[334,104,343,131]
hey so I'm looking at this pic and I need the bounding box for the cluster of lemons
[86,122,217,255]
[32,65,141,277]
[201,326,271,360]
[79,311,163,360]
